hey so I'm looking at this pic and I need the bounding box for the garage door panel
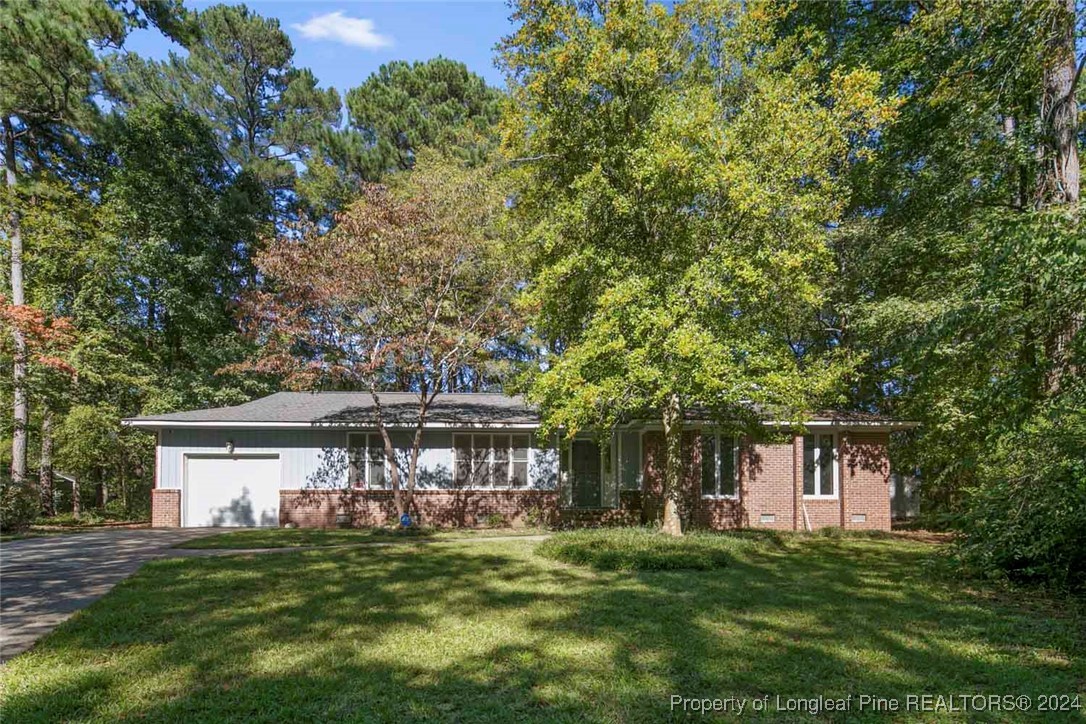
[185,455,280,527]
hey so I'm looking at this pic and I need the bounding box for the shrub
[483,512,506,528]
[537,528,747,571]
[1,482,39,532]
[955,393,1086,590]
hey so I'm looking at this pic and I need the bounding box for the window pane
[368,461,386,489]
[700,433,717,496]
[367,439,386,489]
[348,436,365,486]
[492,460,509,487]
[454,435,472,487]
[803,435,816,495]
[719,437,736,497]
[367,439,384,463]
[471,435,490,486]
[620,431,640,490]
[493,435,510,463]
[512,435,529,462]
[511,461,528,487]
[819,434,835,496]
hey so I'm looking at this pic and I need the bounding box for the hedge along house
[123,391,917,531]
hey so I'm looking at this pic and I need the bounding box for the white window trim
[803,432,839,499]
[347,432,390,489]
[701,431,740,500]
[452,432,533,490]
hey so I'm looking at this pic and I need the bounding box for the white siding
[158,428,560,491]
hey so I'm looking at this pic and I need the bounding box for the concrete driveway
[0,528,221,662]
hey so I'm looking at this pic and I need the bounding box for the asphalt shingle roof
[125,392,538,425]
[125,392,915,428]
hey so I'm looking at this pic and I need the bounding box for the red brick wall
[841,432,892,530]
[640,430,892,533]
[280,488,560,529]
[151,489,180,528]
[252,429,893,532]
[742,439,796,530]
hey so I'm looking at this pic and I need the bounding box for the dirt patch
[892,529,954,544]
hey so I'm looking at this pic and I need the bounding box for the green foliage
[0,479,39,531]
[499,0,896,438]
[345,57,502,173]
[112,2,341,213]
[54,404,121,482]
[536,527,748,571]
[482,512,507,528]
[774,0,1084,587]
[955,386,1086,590]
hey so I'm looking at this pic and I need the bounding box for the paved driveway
[0,528,221,662]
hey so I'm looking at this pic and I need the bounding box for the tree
[499,0,894,534]
[774,0,1084,512]
[345,57,503,174]
[1,0,186,486]
[237,151,518,520]
[113,3,341,216]
[54,403,122,512]
[295,58,505,221]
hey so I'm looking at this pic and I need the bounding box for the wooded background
[2,0,1082,586]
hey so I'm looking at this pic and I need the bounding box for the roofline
[123,418,918,431]
[121,420,542,430]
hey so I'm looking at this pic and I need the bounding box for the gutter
[123,418,920,432]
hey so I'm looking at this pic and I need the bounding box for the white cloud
[291,12,393,50]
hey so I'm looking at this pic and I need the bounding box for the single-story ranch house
[124,392,916,531]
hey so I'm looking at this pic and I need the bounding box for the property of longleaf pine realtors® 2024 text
[669,694,1083,716]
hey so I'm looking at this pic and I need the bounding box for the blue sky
[123,1,516,92]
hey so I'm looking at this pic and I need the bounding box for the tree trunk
[404,415,427,520]
[39,410,54,516]
[369,387,406,520]
[660,392,684,536]
[72,477,81,520]
[1039,0,1080,206]
[1040,0,1081,393]
[4,116,29,486]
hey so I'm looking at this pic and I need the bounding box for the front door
[571,439,601,508]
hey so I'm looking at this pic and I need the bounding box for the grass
[538,527,754,571]
[1,535,1083,722]
[175,526,547,549]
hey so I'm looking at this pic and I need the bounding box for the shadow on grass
[2,538,1083,722]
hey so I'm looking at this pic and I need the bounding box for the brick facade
[279,488,561,529]
[156,429,893,531]
[151,489,181,528]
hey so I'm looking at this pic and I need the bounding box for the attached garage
[183,454,281,527]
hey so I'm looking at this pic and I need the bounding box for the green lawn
[1,535,1082,722]
[175,526,547,549]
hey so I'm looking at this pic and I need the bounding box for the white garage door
[184,454,281,527]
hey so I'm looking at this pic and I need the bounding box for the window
[700,432,738,498]
[803,433,837,497]
[453,433,531,488]
[348,433,387,489]
[618,431,641,490]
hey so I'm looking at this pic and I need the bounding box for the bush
[1,482,39,532]
[537,527,748,571]
[955,395,1086,590]
[483,512,506,528]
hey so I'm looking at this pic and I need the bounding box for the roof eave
[121,419,542,430]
